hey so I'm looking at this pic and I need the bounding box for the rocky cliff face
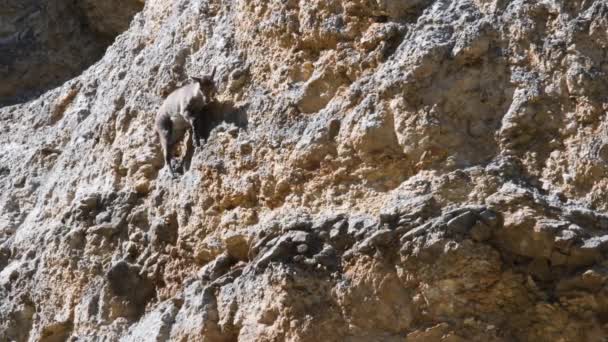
[2,0,608,341]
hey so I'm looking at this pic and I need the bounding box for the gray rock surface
[0,0,143,106]
[2,0,608,341]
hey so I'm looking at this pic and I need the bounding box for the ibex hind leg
[159,126,177,177]
[162,136,175,177]
[164,143,176,177]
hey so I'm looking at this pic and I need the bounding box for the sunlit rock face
[2,0,608,341]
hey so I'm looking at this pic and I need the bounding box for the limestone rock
[2,0,608,340]
[106,261,155,307]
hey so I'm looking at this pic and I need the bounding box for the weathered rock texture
[0,0,144,106]
[2,0,608,341]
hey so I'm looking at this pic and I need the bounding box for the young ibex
[156,70,216,176]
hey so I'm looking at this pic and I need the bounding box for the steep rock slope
[2,0,608,341]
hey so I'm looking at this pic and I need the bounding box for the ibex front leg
[183,109,201,148]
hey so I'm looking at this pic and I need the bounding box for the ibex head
[191,66,217,96]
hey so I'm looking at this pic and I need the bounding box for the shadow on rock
[179,100,249,173]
